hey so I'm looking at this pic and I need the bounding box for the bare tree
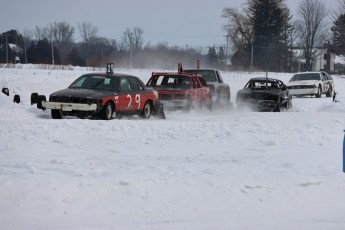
[78,22,98,62]
[222,8,253,51]
[22,28,32,63]
[295,0,329,71]
[121,27,144,68]
[48,21,74,62]
[33,26,45,41]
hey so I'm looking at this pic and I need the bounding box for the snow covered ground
[1,65,345,230]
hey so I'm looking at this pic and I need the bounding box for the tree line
[223,0,345,72]
[0,22,228,70]
[1,0,345,72]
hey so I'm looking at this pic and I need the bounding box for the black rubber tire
[13,94,20,104]
[2,87,9,96]
[100,102,113,120]
[316,86,322,98]
[141,101,152,119]
[37,95,46,110]
[31,93,39,105]
[51,109,62,119]
[326,87,332,97]
[274,101,281,112]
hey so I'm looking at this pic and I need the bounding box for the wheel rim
[106,104,112,119]
[144,103,151,118]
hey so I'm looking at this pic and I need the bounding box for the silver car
[286,71,334,98]
[184,69,231,105]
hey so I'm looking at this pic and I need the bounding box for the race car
[183,68,231,106]
[146,66,212,111]
[236,77,292,112]
[286,71,334,98]
[42,64,165,120]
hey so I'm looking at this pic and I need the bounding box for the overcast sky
[0,0,336,48]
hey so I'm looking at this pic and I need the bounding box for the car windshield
[69,75,119,91]
[290,73,321,81]
[184,70,217,82]
[149,75,191,89]
[247,81,278,89]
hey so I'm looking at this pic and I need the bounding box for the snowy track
[1,67,345,230]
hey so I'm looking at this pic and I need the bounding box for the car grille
[287,85,315,89]
[50,95,97,104]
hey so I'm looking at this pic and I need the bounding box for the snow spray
[343,130,345,173]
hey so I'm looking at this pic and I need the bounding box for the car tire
[2,87,9,96]
[13,94,20,104]
[100,102,113,120]
[141,101,152,119]
[51,109,62,119]
[31,93,39,105]
[316,85,322,98]
[326,87,332,97]
[37,95,46,110]
[274,100,281,112]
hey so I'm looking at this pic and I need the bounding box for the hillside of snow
[1,66,345,230]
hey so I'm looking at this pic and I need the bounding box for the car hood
[287,80,318,86]
[50,88,113,99]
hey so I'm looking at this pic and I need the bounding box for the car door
[128,77,146,111]
[321,72,330,93]
[118,77,133,112]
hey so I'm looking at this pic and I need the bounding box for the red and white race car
[42,64,165,120]
[146,67,212,111]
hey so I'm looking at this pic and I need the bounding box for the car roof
[82,72,139,78]
[151,72,200,77]
[250,77,280,82]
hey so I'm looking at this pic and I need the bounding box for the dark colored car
[42,69,165,120]
[236,77,292,112]
[146,71,212,111]
[184,69,231,106]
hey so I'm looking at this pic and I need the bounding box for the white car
[286,71,334,98]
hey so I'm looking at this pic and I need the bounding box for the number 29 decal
[127,94,141,109]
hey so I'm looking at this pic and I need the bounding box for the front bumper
[42,101,97,112]
[287,87,318,96]
[160,99,188,110]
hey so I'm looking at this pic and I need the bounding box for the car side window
[128,77,142,91]
[216,71,224,83]
[321,73,328,81]
[120,78,131,92]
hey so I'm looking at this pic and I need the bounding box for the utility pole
[6,34,8,64]
[250,39,254,70]
[51,41,54,65]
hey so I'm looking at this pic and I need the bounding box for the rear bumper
[42,101,97,112]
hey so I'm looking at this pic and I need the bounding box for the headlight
[153,90,159,100]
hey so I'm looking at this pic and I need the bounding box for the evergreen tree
[207,46,217,67]
[332,13,345,54]
[68,48,86,66]
[248,0,290,71]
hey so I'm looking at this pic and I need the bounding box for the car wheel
[326,87,332,97]
[13,94,20,104]
[274,101,281,112]
[100,102,113,120]
[51,109,62,119]
[316,85,321,98]
[141,101,152,119]
[183,97,192,112]
[37,95,46,110]
[31,93,38,105]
